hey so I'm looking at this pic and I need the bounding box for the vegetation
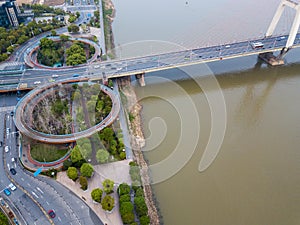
[140,215,150,225]
[102,0,114,53]
[37,37,63,67]
[120,202,135,224]
[96,149,109,163]
[91,188,103,203]
[30,144,69,162]
[134,196,148,217]
[22,4,66,16]
[71,145,84,163]
[79,176,88,190]
[66,42,87,65]
[102,179,114,194]
[0,211,9,225]
[80,163,94,178]
[118,183,131,196]
[68,24,79,33]
[89,10,100,28]
[67,167,78,181]
[129,161,142,187]
[101,195,115,211]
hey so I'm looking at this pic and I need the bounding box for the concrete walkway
[56,159,132,225]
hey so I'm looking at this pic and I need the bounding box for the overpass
[1,0,300,91]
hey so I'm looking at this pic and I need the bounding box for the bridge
[1,0,300,91]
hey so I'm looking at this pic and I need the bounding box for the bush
[79,176,88,190]
[120,202,134,224]
[67,167,78,181]
[134,196,148,217]
[102,179,114,194]
[134,187,144,197]
[80,163,94,177]
[101,195,114,211]
[139,215,150,225]
[119,194,131,204]
[91,188,103,203]
[62,159,72,171]
[118,183,130,196]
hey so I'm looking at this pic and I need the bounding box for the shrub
[134,196,148,217]
[119,194,131,204]
[139,215,150,225]
[101,195,114,211]
[79,176,88,190]
[102,179,114,194]
[91,188,103,203]
[134,187,144,197]
[67,167,78,181]
[80,163,94,177]
[118,183,130,196]
[120,202,134,224]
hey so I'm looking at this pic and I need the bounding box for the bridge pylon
[266,0,300,59]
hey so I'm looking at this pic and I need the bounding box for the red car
[48,210,56,218]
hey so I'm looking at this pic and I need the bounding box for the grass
[30,144,69,162]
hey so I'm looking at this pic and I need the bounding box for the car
[13,218,19,225]
[48,209,56,218]
[10,111,14,116]
[73,74,80,77]
[52,74,59,78]
[225,45,231,48]
[0,141,2,147]
[5,146,9,153]
[34,81,41,85]
[8,183,16,191]
[6,128,10,136]
[4,189,11,196]
[94,65,100,69]
[11,158,15,163]
[10,168,16,175]
[251,41,264,49]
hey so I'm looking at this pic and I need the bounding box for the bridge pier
[135,72,145,87]
[258,52,285,66]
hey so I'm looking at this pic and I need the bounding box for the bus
[251,41,264,49]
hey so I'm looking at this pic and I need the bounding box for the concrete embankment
[117,77,160,225]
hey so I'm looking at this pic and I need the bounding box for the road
[0,93,105,225]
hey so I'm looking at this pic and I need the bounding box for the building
[0,0,33,28]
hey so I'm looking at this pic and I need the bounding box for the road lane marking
[21,178,24,181]
[58,217,61,222]
[46,201,49,205]
[36,187,44,194]
[27,183,31,187]
[31,191,39,199]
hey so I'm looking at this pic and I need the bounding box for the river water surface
[112,0,300,224]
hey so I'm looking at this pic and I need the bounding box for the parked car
[4,189,11,196]
[10,168,16,175]
[48,209,56,218]
[5,146,9,153]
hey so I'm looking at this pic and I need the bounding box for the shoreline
[118,77,160,225]
[102,0,116,58]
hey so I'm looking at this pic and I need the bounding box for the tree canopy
[80,163,94,177]
[67,167,78,181]
[91,188,103,203]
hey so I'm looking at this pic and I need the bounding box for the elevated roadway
[14,79,120,144]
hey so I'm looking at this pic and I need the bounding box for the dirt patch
[118,77,160,225]
[43,0,64,6]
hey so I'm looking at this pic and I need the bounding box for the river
[111,0,300,224]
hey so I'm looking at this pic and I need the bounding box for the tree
[67,167,78,181]
[118,183,130,196]
[139,215,150,225]
[119,194,130,204]
[120,202,134,224]
[76,11,80,18]
[68,24,79,33]
[119,152,126,160]
[0,211,9,225]
[91,188,103,203]
[51,30,57,36]
[71,146,83,163]
[96,149,110,163]
[80,163,94,177]
[134,187,144,197]
[79,176,88,190]
[60,34,70,42]
[62,159,72,171]
[134,197,148,217]
[102,179,114,194]
[101,195,114,211]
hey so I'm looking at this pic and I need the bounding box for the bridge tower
[266,0,300,58]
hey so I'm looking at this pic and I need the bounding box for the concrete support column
[135,72,146,87]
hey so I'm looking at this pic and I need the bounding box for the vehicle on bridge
[48,209,56,218]
[251,41,264,49]
[73,74,80,77]
[8,183,16,191]
[4,189,11,196]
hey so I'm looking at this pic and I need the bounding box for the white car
[8,183,16,191]
[6,128,9,136]
[11,158,15,163]
[34,81,41,85]
[52,74,59,78]
[4,146,9,153]
[94,65,100,69]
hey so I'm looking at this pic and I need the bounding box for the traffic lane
[1,112,49,225]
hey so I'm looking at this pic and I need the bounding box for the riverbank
[118,77,160,225]
[102,0,116,58]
